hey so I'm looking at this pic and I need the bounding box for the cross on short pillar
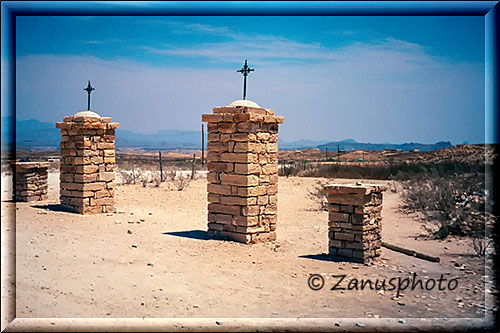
[84,80,95,110]
[237,60,254,100]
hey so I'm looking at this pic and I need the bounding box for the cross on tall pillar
[237,60,254,100]
[84,81,95,110]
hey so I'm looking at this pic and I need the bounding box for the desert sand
[2,173,494,322]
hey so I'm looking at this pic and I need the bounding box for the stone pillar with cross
[202,100,284,243]
[55,81,119,214]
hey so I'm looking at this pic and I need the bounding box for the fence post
[191,153,196,180]
[159,150,163,182]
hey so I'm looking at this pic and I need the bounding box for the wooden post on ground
[191,153,196,180]
[382,241,440,262]
[159,150,163,182]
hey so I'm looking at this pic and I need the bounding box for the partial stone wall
[325,184,386,263]
[55,115,119,214]
[202,103,284,244]
[15,162,49,202]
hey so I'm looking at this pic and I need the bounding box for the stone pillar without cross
[15,162,50,202]
[202,100,284,244]
[56,111,119,214]
[325,183,386,264]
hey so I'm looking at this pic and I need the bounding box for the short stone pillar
[325,183,386,263]
[15,162,50,202]
[201,100,284,244]
[55,112,119,214]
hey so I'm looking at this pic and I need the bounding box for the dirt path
[3,174,493,320]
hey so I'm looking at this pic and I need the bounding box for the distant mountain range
[317,140,452,152]
[2,117,451,152]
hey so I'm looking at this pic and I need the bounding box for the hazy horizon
[11,15,486,145]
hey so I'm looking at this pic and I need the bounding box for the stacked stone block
[325,184,386,263]
[15,162,50,202]
[55,116,119,214]
[202,104,284,243]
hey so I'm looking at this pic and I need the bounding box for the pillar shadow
[162,230,209,240]
[30,204,74,213]
[299,253,362,264]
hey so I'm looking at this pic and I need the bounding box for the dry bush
[389,179,398,193]
[118,168,143,185]
[139,173,148,187]
[173,174,190,191]
[118,165,194,190]
[284,160,484,181]
[279,164,297,177]
[165,170,176,182]
[400,168,490,239]
[307,179,329,211]
[151,171,161,187]
[472,236,493,257]
[118,170,134,185]
[278,161,316,177]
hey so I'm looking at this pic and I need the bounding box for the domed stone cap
[204,99,283,124]
[73,110,101,118]
[56,112,119,130]
[229,100,261,108]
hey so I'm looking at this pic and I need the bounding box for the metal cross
[237,59,254,100]
[84,80,95,110]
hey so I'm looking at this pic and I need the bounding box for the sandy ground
[1,172,495,322]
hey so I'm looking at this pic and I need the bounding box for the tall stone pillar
[55,111,119,214]
[202,100,284,244]
[325,183,386,263]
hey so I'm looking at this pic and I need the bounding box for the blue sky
[14,15,485,144]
